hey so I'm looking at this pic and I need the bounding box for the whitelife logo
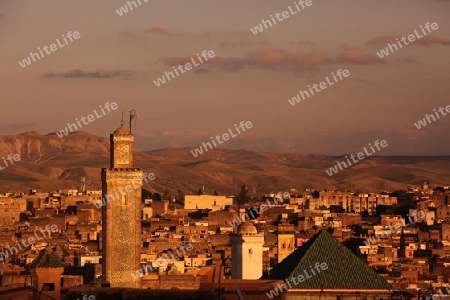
[228,197,280,228]
[190,121,253,158]
[56,102,118,138]
[288,69,350,106]
[18,31,81,68]
[95,172,156,208]
[414,105,450,129]
[0,224,58,260]
[115,0,149,16]
[0,154,21,171]
[376,22,439,58]
[364,209,424,246]
[325,140,388,176]
[250,0,313,35]
[131,243,194,279]
[77,296,95,300]
[153,50,216,87]
[266,262,328,298]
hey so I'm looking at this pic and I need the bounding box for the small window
[42,283,55,291]
[249,249,253,254]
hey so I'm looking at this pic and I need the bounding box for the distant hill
[0,131,449,195]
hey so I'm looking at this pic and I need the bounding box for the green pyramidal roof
[264,230,392,290]
[30,250,66,268]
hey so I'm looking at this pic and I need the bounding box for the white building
[230,222,264,279]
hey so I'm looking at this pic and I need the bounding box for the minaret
[277,221,295,263]
[230,222,264,279]
[101,122,143,288]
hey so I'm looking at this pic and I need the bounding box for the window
[42,283,55,291]
[249,249,253,254]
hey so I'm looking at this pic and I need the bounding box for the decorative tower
[30,249,65,300]
[101,124,143,288]
[277,221,295,263]
[230,222,264,279]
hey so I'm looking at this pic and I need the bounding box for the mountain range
[0,131,449,195]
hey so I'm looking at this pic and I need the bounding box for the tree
[329,205,345,213]
[375,205,393,216]
[163,188,171,200]
[176,189,184,204]
[237,185,250,207]
[198,188,203,195]
[142,189,152,202]
[152,193,162,201]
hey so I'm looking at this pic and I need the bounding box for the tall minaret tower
[101,122,143,288]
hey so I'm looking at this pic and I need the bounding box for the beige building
[311,191,397,213]
[184,195,233,210]
[0,203,20,225]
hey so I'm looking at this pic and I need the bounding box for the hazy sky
[1,0,450,155]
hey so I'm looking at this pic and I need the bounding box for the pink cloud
[145,27,183,37]
[336,47,384,65]
[367,35,450,46]
[161,49,332,73]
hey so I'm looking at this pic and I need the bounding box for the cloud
[161,47,388,74]
[219,37,272,50]
[0,123,37,130]
[44,69,135,79]
[161,49,332,74]
[145,27,183,37]
[356,78,371,84]
[367,35,450,46]
[336,47,384,65]
[404,35,450,46]
[194,68,210,74]
[366,36,400,46]
[121,27,183,38]
[395,57,421,65]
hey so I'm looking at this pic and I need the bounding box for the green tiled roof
[263,230,392,290]
[29,250,66,268]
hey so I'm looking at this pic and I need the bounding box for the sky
[1,0,450,155]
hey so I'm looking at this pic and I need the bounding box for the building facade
[101,126,143,288]
[230,222,264,279]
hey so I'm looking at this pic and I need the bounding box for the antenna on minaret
[129,110,137,134]
[120,111,125,127]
